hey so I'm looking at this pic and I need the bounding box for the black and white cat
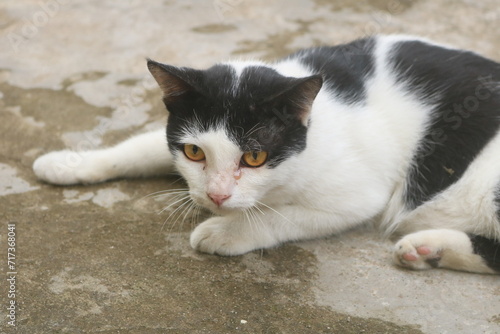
[33,35,500,274]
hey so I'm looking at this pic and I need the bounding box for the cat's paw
[393,230,451,270]
[393,229,475,270]
[393,229,497,274]
[33,150,110,185]
[190,217,257,256]
[394,236,442,270]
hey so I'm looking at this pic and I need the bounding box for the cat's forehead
[225,60,268,77]
[203,62,290,100]
[177,63,292,140]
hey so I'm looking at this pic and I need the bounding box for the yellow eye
[183,144,206,161]
[242,151,268,167]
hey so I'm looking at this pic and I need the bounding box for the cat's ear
[147,59,202,108]
[266,75,323,126]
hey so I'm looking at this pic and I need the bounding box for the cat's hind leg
[33,129,174,185]
[393,229,498,274]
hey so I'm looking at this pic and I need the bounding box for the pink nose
[208,193,231,206]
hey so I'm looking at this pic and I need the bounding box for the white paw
[394,237,442,270]
[33,150,110,185]
[393,229,472,270]
[190,217,257,256]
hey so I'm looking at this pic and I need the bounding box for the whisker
[158,194,191,215]
[244,124,266,138]
[191,204,201,227]
[146,188,189,196]
[244,208,256,237]
[156,193,188,214]
[140,188,189,201]
[168,200,194,234]
[170,177,187,186]
[161,196,192,231]
[179,201,197,229]
[253,204,266,216]
[248,206,266,237]
[256,201,295,227]
[151,191,191,201]
[250,205,266,233]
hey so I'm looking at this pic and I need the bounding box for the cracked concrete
[1,0,499,333]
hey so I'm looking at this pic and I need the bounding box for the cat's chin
[198,200,255,216]
[206,205,249,216]
[191,195,255,215]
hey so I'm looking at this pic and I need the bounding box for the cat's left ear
[292,75,323,125]
[147,59,203,109]
[267,75,323,126]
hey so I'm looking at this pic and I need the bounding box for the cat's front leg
[190,215,278,256]
[33,129,174,185]
[190,205,359,256]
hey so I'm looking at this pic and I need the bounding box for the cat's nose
[207,193,231,206]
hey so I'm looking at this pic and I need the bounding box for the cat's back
[286,37,376,104]
[285,35,500,105]
[279,35,500,214]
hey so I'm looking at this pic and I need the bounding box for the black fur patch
[425,256,441,268]
[470,234,500,272]
[390,41,500,209]
[496,187,500,219]
[292,37,376,104]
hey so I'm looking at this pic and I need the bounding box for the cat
[33,35,500,274]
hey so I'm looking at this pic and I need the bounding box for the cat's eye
[241,151,268,168]
[183,144,206,161]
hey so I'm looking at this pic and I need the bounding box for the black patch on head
[389,41,500,209]
[469,234,500,272]
[228,67,322,167]
[291,37,376,104]
[147,60,322,167]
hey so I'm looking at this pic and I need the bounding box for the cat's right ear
[147,59,202,108]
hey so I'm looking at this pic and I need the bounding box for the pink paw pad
[401,246,431,261]
[402,252,418,261]
[416,246,431,255]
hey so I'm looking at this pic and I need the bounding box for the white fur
[33,35,500,273]
[33,129,171,184]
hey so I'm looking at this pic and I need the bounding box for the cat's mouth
[205,200,247,215]
[201,204,249,218]
[191,192,253,215]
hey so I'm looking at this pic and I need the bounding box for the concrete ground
[1,1,500,333]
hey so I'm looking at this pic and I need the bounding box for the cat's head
[148,59,322,214]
